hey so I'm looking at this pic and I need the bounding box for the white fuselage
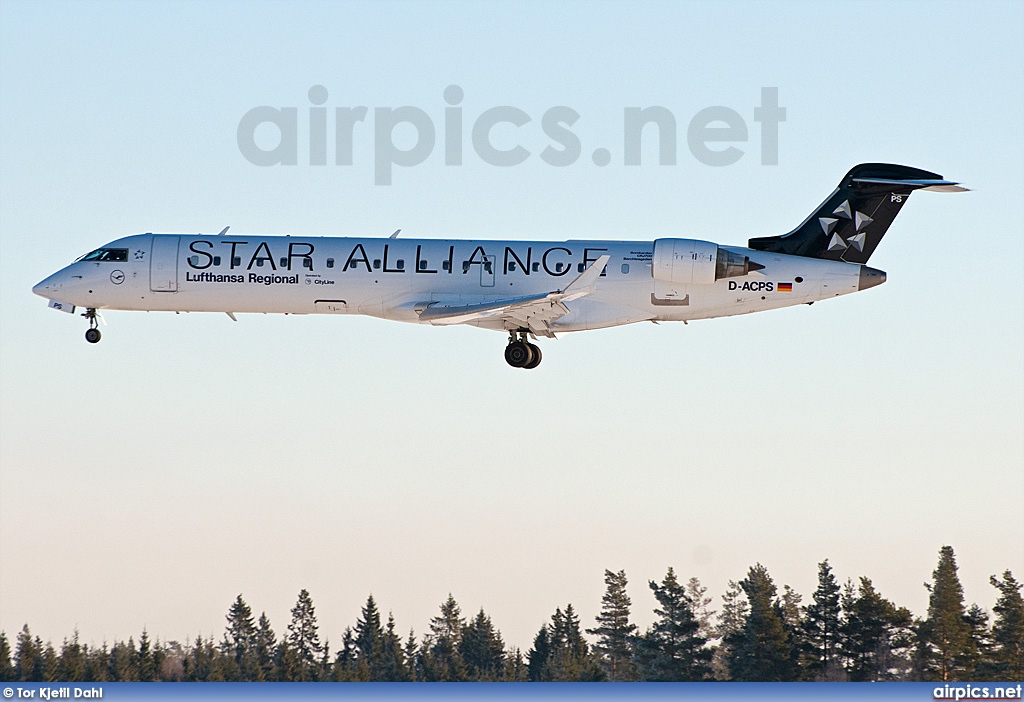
[33,233,881,333]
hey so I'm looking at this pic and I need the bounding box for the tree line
[2,546,1020,682]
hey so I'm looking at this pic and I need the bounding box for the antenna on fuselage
[217,226,230,235]
[390,229,401,238]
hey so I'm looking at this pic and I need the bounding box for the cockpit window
[78,248,129,262]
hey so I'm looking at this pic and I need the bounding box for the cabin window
[188,256,199,266]
[621,263,629,274]
[232,257,241,267]
[532,262,540,272]
[418,259,429,271]
[795,276,803,283]
[396,259,405,270]
[577,263,586,272]
[213,256,221,266]
[255,258,264,267]
[280,257,288,267]
[326,258,335,268]
[508,262,517,272]
[373,259,381,269]
[442,261,450,271]
[303,258,312,269]
[555,262,564,273]
[462,261,470,272]
[80,248,128,262]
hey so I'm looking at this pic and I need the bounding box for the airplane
[33,163,965,368]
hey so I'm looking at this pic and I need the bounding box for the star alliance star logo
[134,249,145,260]
[821,199,873,253]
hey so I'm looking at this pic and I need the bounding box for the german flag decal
[778,282,793,292]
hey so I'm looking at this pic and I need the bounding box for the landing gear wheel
[82,308,102,343]
[504,340,534,368]
[523,343,542,369]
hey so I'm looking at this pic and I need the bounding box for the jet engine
[652,238,762,285]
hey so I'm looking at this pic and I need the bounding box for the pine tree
[685,577,716,642]
[712,580,749,680]
[377,614,407,681]
[960,604,991,680]
[332,628,356,681]
[526,625,551,681]
[403,630,420,682]
[546,605,603,681]
[920,546,971,681]
[989,571,1024,678]
[253,612,277,681]
[275,637,299,682]
[460,609,505,681]
[319,639,332,682]
[780,584,804,677]
[842,577,914,681]
[15,625,39,681]
[781,586,802,629]
[223,594,257,680]
[137,629,158,681]
[41,642,59,682]
[286,589,323,681]
[110,637,139,681]
[727,564,797,681]
[503,647,527,681]
[424,594,466,681]
[0,632,14,682]
[203,635,227,681]
[59,630,86,681]
[801,560,843,680]
[353,594,383,680]
[633,567,712,681]
[85,643,110,682]
[587,569,638,681]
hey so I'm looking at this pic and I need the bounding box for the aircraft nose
[33,271,63,298]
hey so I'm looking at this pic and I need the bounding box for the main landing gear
[505,330,542,369]
[83,308,101,343]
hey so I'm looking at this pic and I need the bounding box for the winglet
[390,229,401,239]
[217,226,230,235]
[561,255,610,296]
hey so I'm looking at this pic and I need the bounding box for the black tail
[747,163,965,264]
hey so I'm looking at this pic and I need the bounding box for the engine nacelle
[652,238,759,285]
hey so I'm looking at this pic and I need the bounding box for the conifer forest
[3,546,1021,683]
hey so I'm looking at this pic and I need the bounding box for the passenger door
[150,235,180,292]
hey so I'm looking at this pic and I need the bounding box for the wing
[417,255,611,337]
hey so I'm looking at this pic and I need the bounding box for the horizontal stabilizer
[851,178,968,191]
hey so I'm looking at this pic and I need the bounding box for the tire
[523,343,542,369]
[85,328,101,344]
[504,340,533,368]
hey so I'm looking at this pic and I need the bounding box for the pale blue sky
[1,0,1021,650]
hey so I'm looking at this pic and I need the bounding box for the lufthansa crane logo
[110,270,125,285]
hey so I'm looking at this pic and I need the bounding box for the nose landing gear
[505,330,542,369]
[82,308,101,343]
